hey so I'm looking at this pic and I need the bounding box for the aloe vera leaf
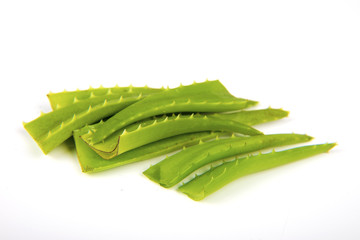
[75,108,289,173]
[86,80,258,145]
[81,113,263,159]
[211,108,289,125]
[143,134,313,188]
[24,92,149,154]
[47,85,163,109]
[74,124,227,173]
[178,143,336,201]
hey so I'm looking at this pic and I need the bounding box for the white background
[1,0,359,239]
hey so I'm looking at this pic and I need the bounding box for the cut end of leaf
[143,167,161,185]
[325,142,337,152]
[178,186,205,201]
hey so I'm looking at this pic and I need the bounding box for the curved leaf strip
[24,93,149,154]
[47,86,163,109]
[81,113,263,159]
[178,143,336,201]
[143,134,313,188]
[74,124,226,173]
[86,80,258,145]
[75,108,289,173]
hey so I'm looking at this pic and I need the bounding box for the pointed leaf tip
[326,143,337,152]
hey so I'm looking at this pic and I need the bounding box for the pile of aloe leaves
[24,80,336,201]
